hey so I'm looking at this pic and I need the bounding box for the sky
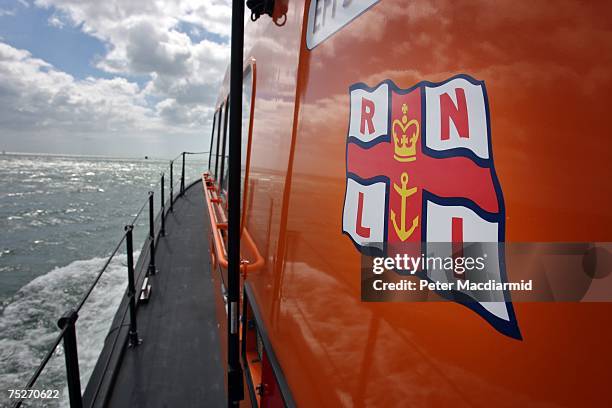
[0,0,232,158]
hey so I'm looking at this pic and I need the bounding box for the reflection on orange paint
[206,0,612,406]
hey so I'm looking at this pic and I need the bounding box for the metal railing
[168,151,208,200]
[11,151,208,408]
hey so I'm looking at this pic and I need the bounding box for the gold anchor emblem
[391,172,419,241]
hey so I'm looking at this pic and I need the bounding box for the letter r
[360,97,375,135]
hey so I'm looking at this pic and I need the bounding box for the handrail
[169,151,210,197]
[12,151,206,408]
[75,234,127,313]
[12,226,129,408]
[129,186,155,226]
[170,150,209,162]
[202,173,264,276]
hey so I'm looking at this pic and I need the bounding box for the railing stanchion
[125,225,141,347]
[170,161,174,213]
[148,191,156,275]
[160,173,166,237]
[180,152,186,196]
[228,0,246,404]
[14,151,211,403]
[57,310,83,408]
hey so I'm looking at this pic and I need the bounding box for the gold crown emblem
[392,103,420,162]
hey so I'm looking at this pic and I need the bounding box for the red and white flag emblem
[342,75,520,339]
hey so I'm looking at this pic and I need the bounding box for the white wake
[0,254,133,406]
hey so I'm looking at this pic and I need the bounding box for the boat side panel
[242,0,612,407]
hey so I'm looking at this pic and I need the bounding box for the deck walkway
[105,183,225,407]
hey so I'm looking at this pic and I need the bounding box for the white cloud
[0,8,16,17]
[33,0,231,83]
[0,1,233,156]
[47,13,65,28]
[0,42,154,133]
[39,0,232,120]
[0,41,211,156]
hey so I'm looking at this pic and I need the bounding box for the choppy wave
[0,153,207,406]
[0,153,206,300]
[0,255,133,406]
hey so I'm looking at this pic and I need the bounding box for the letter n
[440,88,469,140]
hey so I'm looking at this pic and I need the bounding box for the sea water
[0,153,206,406]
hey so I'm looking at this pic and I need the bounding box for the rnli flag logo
[342,75,521,339]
